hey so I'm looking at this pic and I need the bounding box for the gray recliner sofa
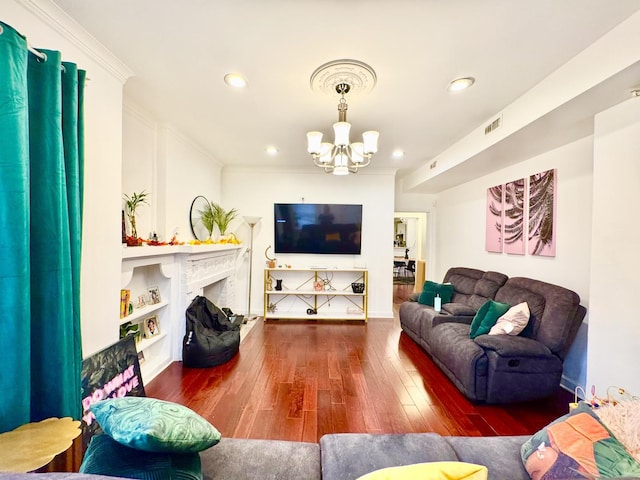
[399,267,586,403]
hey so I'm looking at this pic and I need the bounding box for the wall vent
[484,114,502,135]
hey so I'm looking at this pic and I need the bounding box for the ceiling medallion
[310,59,377,98]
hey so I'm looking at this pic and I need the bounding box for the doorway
[393,212,427,291]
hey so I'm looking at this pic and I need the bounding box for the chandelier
[306,60,379,175]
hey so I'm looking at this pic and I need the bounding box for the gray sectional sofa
[399,267,587,403]
[0,432,540,480]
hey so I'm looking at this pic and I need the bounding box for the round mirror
[189,195,212,241]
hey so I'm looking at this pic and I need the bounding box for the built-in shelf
[119,301,169,325]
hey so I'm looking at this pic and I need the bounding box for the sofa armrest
[473,335,553,357]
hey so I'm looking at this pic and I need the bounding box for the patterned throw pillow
[90,397,220,453]
[489,302,530,335]
[521,402,640,479]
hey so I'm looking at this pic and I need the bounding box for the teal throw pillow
[469,300,510,339]
[80,433,202,480]
[418,281,454,306]
[90,397,221,453]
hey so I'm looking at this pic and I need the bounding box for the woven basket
[351,282,365,294]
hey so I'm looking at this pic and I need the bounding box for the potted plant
[199,202,215,240]
[210,203,237,239]
[123,190,149,241]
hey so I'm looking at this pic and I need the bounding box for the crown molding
[17,0,134,83]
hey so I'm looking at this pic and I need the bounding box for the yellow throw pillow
[356,461,488,480]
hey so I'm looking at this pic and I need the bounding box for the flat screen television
[274,203,362,254]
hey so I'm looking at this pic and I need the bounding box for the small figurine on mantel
[405,248,410,260]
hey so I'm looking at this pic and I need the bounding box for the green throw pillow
[90,397,221,453]
[80,433,202,480]
[469,300,510,339]
[418,281,454,306]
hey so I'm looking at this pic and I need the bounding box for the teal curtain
[0,21,84,433]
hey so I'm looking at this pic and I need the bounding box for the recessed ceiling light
[224,73,248,88]
[266,145,279,156]
[392,149,405,159]
[448,77,475,92]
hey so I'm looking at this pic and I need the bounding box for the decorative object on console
[123,190,149,242]
[265,245,277,268]
[275,279,283,291]
[351,282,365,294]
[243,215,262,320]
[306,59,379,175]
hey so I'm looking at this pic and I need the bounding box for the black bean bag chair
[182,295,240,368]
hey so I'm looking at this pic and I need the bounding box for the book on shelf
[120,289,130,319]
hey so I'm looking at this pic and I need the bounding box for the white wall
[122,102,223,243]
[4,0,130,357]
[588,97,640,395]
[434,136,593,302]
[221,167,396,319]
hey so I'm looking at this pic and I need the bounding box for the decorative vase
[275,279,283,291]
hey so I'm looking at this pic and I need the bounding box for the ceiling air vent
[484,114,502,135]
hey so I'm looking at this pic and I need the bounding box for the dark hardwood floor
[146,283,572,442]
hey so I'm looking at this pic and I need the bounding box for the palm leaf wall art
[486,184,504,253]
[528,169,557,256]
[503,178,526,255]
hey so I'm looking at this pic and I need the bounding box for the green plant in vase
[211,203,238,240]
[199,202,215,240]
[123,190,149,242]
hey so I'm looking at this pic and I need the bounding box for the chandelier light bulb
[333,122,351,147]
[307,131,323,154]
[362,131,379,154]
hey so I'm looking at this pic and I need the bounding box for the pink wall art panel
[503,178,526,255]
[528,168,557,256]
[486,184,504,253]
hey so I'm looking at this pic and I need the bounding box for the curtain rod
[27,42,47,61]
